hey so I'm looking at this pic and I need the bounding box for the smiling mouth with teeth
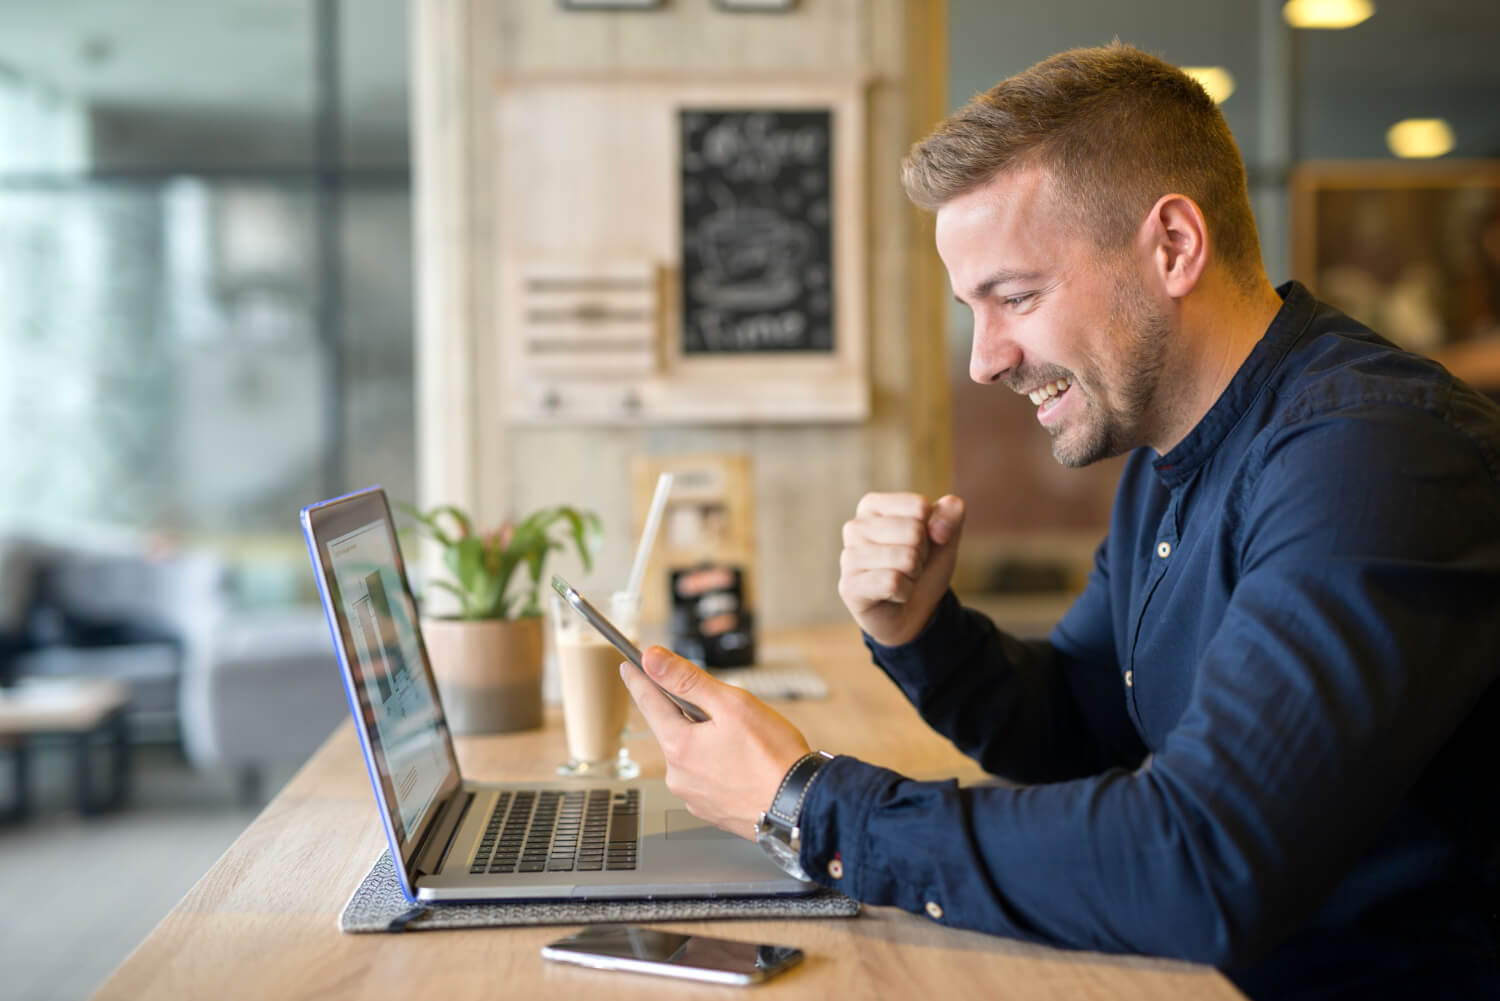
[1027,378,1072,407]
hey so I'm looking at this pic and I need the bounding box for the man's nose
[969,323,1022,385]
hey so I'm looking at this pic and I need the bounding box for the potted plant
[399,501,602,734]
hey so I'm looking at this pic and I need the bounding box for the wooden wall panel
[414,0,948,627]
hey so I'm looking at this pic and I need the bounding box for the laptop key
[608,812,638,844]
[519,861,546,872]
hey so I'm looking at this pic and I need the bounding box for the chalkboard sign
[680,109,834,354]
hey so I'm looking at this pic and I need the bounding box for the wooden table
[92,625,1244,1000]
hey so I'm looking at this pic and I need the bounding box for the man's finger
[619,659,693,740]
[641,645,721,704]
[841,543,923,577]
[850,515,930,549]
[854,491,932,521]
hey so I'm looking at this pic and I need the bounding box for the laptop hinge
[411,790,474,878]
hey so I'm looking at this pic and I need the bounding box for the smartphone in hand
[541,925,803,985]
[551,576,710,723]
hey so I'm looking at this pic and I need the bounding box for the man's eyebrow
[952,269,1046,305]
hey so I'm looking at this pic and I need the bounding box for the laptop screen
[304,490,459,853]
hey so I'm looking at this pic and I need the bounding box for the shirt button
[1124,670,1133,687]
[925,900,944,920]
[1156,541,1171,559]
[828,858,844,879]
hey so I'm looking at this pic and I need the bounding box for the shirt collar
[1151,280,1316,487]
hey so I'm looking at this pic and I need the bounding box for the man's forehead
[936,166,1066,286]
[946,164,1053,220]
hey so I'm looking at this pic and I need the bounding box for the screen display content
[325,519,451,843]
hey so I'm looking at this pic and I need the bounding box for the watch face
[757,827,808,880]
[763,835,796,864]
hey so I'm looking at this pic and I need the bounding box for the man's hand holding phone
[619,646,811,840]
[552,576,813,839]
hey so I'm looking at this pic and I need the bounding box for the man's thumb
[928,494,966,547]
[643,645,711,698]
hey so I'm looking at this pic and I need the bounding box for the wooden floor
[0,744,294,1001]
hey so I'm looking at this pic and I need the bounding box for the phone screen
[551,576,710,723]
[541,925,803,985]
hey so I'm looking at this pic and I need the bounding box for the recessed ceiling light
[1183,67,1236,104]
[1282,0,1374,29]
[1386,118,1455,159]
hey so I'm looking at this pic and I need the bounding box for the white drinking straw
[625,473,674,598]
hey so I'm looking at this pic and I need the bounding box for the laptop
[301,485,814,903]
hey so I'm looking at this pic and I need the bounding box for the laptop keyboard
[469,788,639,875]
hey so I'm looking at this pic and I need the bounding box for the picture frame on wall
[1291,161,1500,379]
[496,74,869,424]
[679,107,834,357]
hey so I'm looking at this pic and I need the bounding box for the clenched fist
[837,492,966,647]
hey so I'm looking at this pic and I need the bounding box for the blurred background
[0,1,1497,997]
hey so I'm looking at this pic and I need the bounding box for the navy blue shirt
[799,283,1500,998]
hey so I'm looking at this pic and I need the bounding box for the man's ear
[1140,193,1208,298]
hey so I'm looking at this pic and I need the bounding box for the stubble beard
[1048,277,1171,469]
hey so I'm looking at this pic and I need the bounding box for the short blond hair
[903,42,1262,280]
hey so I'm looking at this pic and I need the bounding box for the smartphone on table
[551,575,711,723]
[541,924,804,985]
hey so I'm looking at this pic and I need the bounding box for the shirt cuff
[870,591,960,660]
[860,589,967,691]
[795,753,905,901]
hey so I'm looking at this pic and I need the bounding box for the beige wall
[412,0,948,627]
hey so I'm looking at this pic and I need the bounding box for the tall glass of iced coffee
[549,588,641,779]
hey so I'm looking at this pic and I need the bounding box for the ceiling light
[1386,118,1455,159]
[1183,67,1235,104]
[1282,0,1374,29]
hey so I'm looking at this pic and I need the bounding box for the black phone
[541,925,803,985]
[550,576,711,723]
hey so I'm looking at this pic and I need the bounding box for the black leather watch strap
[766,750,835,830]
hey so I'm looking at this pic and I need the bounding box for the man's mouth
[1027,377,1072,415]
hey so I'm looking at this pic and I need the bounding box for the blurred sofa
[0,534,348,801]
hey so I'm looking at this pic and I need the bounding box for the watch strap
[766,750,834,830]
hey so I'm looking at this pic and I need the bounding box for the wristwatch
[755,750,834,881]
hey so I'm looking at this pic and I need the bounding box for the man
[619,43,1500,999]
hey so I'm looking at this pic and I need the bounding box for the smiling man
[620,43,1500,1000]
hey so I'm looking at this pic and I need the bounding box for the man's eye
[1003,293,1036,309]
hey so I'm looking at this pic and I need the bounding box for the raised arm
[843,490,1144,782]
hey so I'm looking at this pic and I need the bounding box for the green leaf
[395,500,455,548]
[428,505,474,543]
[446,537,484,614]
[517,538,561,617]
[396,497,601,621]
[470,571,505,619]
[557,507,603,573]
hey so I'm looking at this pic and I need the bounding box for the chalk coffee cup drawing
[692,208,811,310]
[549,588,641,779]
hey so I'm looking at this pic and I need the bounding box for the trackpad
[664,809,738,840]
